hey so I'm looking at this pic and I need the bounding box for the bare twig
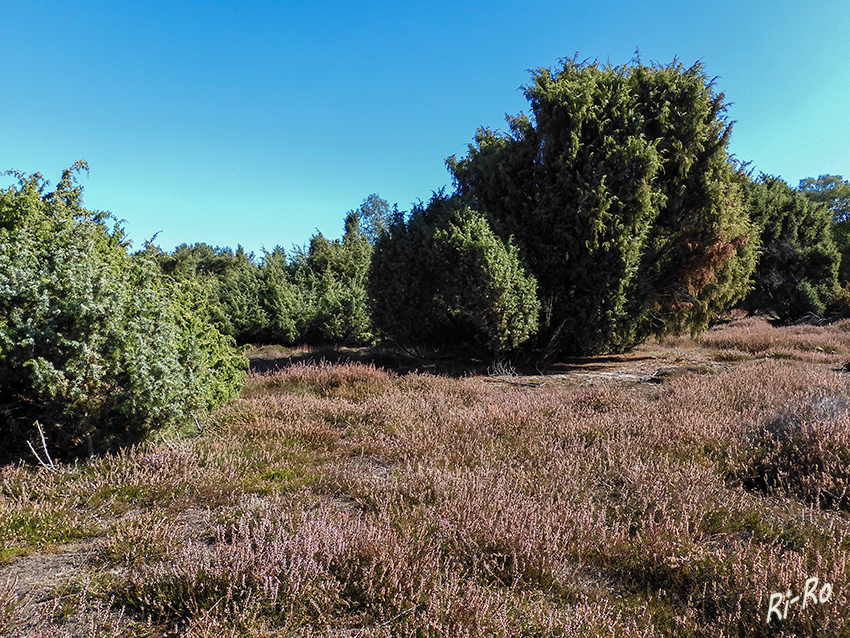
[26,421,58,472]
[488,359,518,383]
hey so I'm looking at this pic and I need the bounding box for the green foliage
[432,206,539,353]
[743,175,839,320]
[216,252,272,344]
[146,199,379,348]
[366,202,436,351]
[349,193,395,244]
[369,193,539,357]
[141,241,250,339]
[0,165,246,458]
[167,277,247,413]
[149,241,244,280]
[799,174,850,283]
[287,214,374,346]
[799,174,850,222]
[260,246,313,344]
[448,57,757,356]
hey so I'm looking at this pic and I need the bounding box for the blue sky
[3,0,849,255]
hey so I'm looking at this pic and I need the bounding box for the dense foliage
[799,174,850,284]
[369,194,539,357]
[112,59,850,364]
[0,164,246,458]
[145,195,388,348]
[742,175,839,320]
[448,58,758,356]
[290,212,374,345]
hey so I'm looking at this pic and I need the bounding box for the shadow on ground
[245,344,674,380]
[247,344,489,377]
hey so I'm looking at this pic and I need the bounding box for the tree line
[2,56,849,458]
[151,58,848,358]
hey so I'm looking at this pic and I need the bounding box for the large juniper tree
[448,57,758,356]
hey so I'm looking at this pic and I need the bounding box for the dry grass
[2,321,850,636]
[701,316,850,364]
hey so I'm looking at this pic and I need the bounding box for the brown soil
[2,541,100,635]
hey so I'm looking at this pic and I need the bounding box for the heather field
[2,318,850,637]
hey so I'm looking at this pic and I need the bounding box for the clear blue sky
[3,0,849,255]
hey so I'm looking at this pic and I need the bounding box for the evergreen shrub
[0,164,246,458]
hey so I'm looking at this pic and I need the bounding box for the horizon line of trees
[3,55,850,459]
[146,59,850,360]
[140,166,850,357]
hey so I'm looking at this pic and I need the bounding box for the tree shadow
[247,344,481,377]
[246,344,659,378]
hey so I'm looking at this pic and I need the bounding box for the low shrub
[239,360,393,403]
[732,393,850,510]
[701,316,849,359]
[0,165,246,459]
